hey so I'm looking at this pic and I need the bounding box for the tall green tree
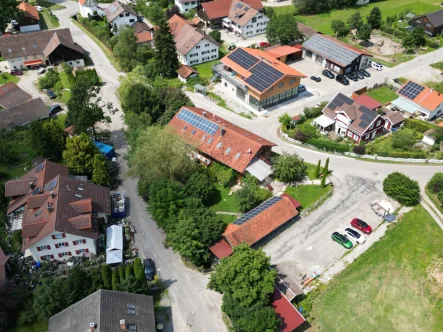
[63,133,98,176]
[347,12,364,30]
[367,7,382,29]
[30,119,66,161]
[278,113,292,130]
[66,76,112,140]
[383,172,420,206]
[331,20,349,37]
[185,171,215,202]
[208,244,277,307]
[321,169,327,188]
[271,152,307,183]
[125,264,134,279]
[315,160,321,178]
[33,278,69,320]
[235,183,272,213]
[153,19,179,78]
[266,14,301,45]
[92,154,110,187]
[0,0,21,33]
[112,269,119,290]
[101,265,112,289]
[357,23,372,43]
[134,258,145,281]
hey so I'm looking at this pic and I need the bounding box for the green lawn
[306,205,443,332]
[305,162,319,180]
[0,73,19,84]
[425,187,443,216]
[193,60,219,80]
[366,128,421,155]
[54,113,67,129]
[431,61,443,72]
[285,185,331,210]
[207,184,240,213]
[7,321,48,332]
[275,0,441,35]
[217,214,237,225]
[367,86,398,105]
[39,9,60,30]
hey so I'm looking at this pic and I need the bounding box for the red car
[351,218,372,234]
[259,42,271,48]
[10,70,23,76]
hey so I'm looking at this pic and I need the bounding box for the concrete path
[421,190,443,231]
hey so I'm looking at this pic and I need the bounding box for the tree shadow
[205,188,222,207]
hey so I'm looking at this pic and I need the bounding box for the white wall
[239,13,269,38]
[174,0,200,13]
[111,12,138,33]
[79,4,100,18]
[66,58,85,67]
[356,0,370,5]
[182,38,219,65]
[28,231,96,262]
[20,24,40,33]
[8,54,45,69]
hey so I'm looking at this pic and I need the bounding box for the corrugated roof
[264,45,302,59]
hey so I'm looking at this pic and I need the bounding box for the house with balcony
[198,0,268,38]
[168,106,276,181]
[391,80,443,121]
[168,15,219,66]
[174,0,201,14]
[0,29,85,69]
[215,47,306,110]
[4,160,111,263]
[104,1,138,33]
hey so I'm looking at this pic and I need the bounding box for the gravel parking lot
[263,173,391,280]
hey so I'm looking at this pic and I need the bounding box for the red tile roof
[177,64,199,79]
[280,193,301,209]
[264,45,302,59]
[397,80,443,111]
[68,213,93,230]
[135,31,153,43]
[0,247,10,282]
[69,198,92,214]
[202,0,263,20]
[271,288,305,332]
[353,95,382,110]
[18,2,39,21]
[208,238,233,259]
[168,106,276,173]
[223,196,298,247]
[5,177,37,197]
[27,194,50,209]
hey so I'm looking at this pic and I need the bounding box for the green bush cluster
[427,173,443,205]
[38,69,60,90]
[78,16,111,46]
[307,138,351,153]
[383,172,420,206]
[75,68,100,86]
[377,151,427,159]
[403,119,436,133]
[208,162,236,187]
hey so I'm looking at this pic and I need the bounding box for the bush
[294,123,318,143]
[208,30,222,43]
[391,130,416,150]
[38,69,60,90]
[303,102,327,119]
[76,68,100,86]
[134,258,145,281]
[403,118,435,133]
[383,172,420,206]
[353,145,366,155]
[307,138,351,153]
[427,173,443,193]
[271,152,307,182]
[208,162,236,187]
[78,16,111,46]
[235,183,272,213]
[438,191,443,205]
[378,150,427,159]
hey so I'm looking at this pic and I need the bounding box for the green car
[331,232,353,249]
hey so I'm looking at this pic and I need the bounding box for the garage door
[315,54,324,64]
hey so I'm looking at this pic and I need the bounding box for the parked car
[371,62,383,71]
[35,6,43,11]
[49,104,62,115]
[356,71,365,79]
[331,232,353,249]
[361,69,371,77]
[37,67,46,75]
[348,72,358,81]
[143,258,156,281]
[46,89,56,99]
[322,69,335,79]
[344,227,366,244]
[10,70,23,76]
[351,218,372,234]
[336,74,349,85]
[298,84,306,92]
[310,75,321,82]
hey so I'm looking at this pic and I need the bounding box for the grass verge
[303,205,443,332]
[7,321,48,332]
[217,214,237,225]
[425,187,443,216]
[367,86,398,104]
[208,92,233,111]
[0,73,19,84]
[284,185,331,210]
[71,18,122,72]
[39,9,60,29]
[207,184,240,213]
[305,162,319,180]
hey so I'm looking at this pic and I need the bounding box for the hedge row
[403,118,436,133]
[377,150,427,159]
[307,138,351,153]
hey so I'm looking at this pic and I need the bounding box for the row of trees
[266,14,301,45]
[331,7,382,41]
[293,0,356,15]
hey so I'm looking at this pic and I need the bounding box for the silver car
[344,227,366,245]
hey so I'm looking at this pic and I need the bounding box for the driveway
[16,70,62,105]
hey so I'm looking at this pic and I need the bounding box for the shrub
[134,258,145,281]
[235,183,272,213]
[208,162,236,187]
[307,138,351,153]
[438,191,443,205]
[353,145,366,155]
[383,172,420,206]
[112,269,118,290]
[378,151,427,159]
[427,173,443,193]
[295,123,318,142]
[208,30,222,43]
[101,265,112,289]
[76,68,100,86]
[392,130,416,150]
[303,102,327,119]
[271,152,307,182]
[403,118,435,133]
[38,69,60,90]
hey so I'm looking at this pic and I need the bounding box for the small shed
[264,45,302,63]
[422,129,436,146]
[94,141,116,160]
[382,111,404,131]
[193,84,207,95]
[177,64,199,83]
[106,225,123,264]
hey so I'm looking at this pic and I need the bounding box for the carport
[264,45,302,63]
[245,157,273,182]
[313,114,335,132]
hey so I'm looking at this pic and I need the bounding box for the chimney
[247,148,251,154]
[29,181,35,190]
[89,322,96,331]
[50,190,55,198]
[120,319,127,331]
[47,203,53,213]
[202,111,206,117]
[220,128,226,136]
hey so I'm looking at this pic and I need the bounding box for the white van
[37,67,46,75]
[371,62,383,71]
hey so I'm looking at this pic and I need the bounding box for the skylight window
[225,147,231,155]
[208,138,213,144]
[35,210,42,217]
[184,125,188,130]
[77,187,83,191]
[216,142,222,148]
[235,152,241,159]
[202,135,206,141]
[74,194,82,198]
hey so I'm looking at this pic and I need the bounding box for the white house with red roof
[4,160,111,263]
[168,106,276,181]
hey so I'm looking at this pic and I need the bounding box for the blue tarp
[94,141,116,160]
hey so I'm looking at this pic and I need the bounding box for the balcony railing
[212,64,247,91]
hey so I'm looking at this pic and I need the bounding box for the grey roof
[83,0,98,7]
[0,98,48,130]
[0,29,83,60]
[48,290,156,332]
[415,9,443,28]
[302,34,363,67]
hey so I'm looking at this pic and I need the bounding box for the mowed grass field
[268,0,441,35]
[309,205,443,332]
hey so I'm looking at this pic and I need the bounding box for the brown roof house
[198,0,269,39]
[0,98,49,130]
[177,64,199,82]
[168,14,219,66]
[18,2,40,33]
[209,194,300,259]
[411,10,443,36]
[383,111,404,131]
[48,290,156,332]
[0,28,85,70]
[0,82,32,109]
[132,21,154,46]
[4,160,111,263]
[168,106,276,181]
[104,1,139,34]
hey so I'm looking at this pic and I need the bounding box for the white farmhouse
[78,0,101,18]
[174,0,201,14]
[104,1,139,33]
[169,15,219,66]
[4,160,111,263]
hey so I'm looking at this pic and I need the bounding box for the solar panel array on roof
[108,4,118,13]
[357,106,376,128]
[32,187,41,195]
[227,48,260,70]
[303,34,359,66]
[178,108,220,135]
[245,61,284,92]
[328,93,353,110]
[234,196,283,226]
[36,162,44,173]
[398,81,425,100]
[44,177,58,192]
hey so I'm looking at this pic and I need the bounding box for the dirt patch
[364,34,404,56]
[428,259,443,288]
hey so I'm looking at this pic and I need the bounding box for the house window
[211,55,217,59]
[305,50,313,57]
[289,78,296,84]
[376,120,381,127]
[258,16,263,19]
[40,255,54,261]
[196,46,200,49]
[252,17,257,23]
[58,252,71,258]
[129,19,135,23]
[33,55,37,59]
[224,82,227,87]
[37,245,51,251]
[208,138,213,144]
[278,82,284,88]
[347,131,353,137]
[353,135,359,141]
[55,242,69,248]
[192,130,196,135]
[125,12,129,17]
[52,233,65,239]
[211,49,217,52]
[76,248,89,254]
[73,239,86,245]
[190,60,198,64]
[205,44,209,47]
